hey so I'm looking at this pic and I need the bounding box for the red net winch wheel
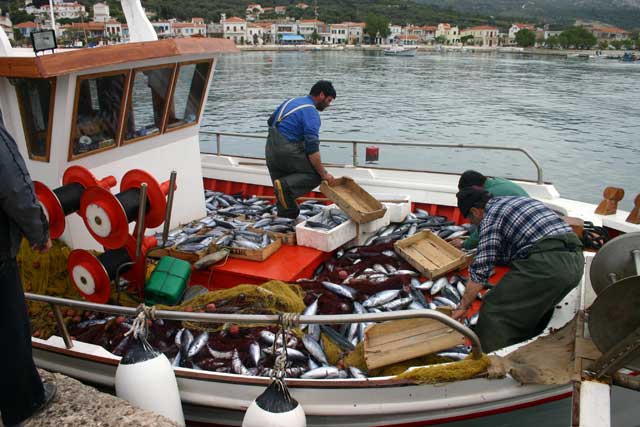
[80,169,173,249]
[67,249,116,304]
[121,169,175,228]
[34,166,116,239]
[68,235,158,302]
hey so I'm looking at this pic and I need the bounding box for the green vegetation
[557,26,597,49]
[364,13,390,44]
[460,34,473,45]
[515,28,535,47]
[414,0,640,30]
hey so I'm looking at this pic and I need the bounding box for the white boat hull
[32,338,572,427]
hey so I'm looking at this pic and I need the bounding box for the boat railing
[26,292,483,360]
[200,130,544,184]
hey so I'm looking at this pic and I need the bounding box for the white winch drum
[85,203,113,238]
[115,349,185,426]
[71,265,96,295]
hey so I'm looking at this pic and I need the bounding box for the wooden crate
[249,227,297,246]
[320,177,386,224]
[394,230,469,279]
[169,245,213,263]
[217,237,282,262]
[364,317,467,370]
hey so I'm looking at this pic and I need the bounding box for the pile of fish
[303,208,350,231]
[215,229,275,250]
[360,209,472,247]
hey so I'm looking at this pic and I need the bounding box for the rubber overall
[265,99,321,219]
[474,233,584,353]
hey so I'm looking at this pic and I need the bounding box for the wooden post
[626,194,640,224]
[594,187,624,216]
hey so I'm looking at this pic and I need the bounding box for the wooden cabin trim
[163,59,214,134]
[0,39,237,78]
[121,63,178,146]
[14,77,57,162]
[67,69,131,161]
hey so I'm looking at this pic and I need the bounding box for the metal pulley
[587,232,640,371]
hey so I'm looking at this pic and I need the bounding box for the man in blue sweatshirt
[266,80,337,219]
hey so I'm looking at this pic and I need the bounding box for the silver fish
[259,330,276,345]
[308,323,321,341]
[430,277,449,295]
[301,366,340,379]
[349,366,367,379]
[470,312,480,326]
[180,329,194,355]
[249,341,261,367]
[414,280,434,291]
[434,296,458,308]
[302,334,329,365]
[362,289,401,308]
[188,331,209,358]
[208,345,233,359]
[301,295,321,329]
[380,297,413,311]
[171,352,181,368]
[322,281,357,300]
[456,281,467,298]
[231,349,251,375]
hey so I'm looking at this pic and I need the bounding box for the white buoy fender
[242,379,306,427]
[115,341,185,426]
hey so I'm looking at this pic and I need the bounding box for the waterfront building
[221,15,247,44]
[25,1,86,20]
[207,22,222,37]
[508,23,536,41]
[436,23,460,44]
[461,25,499,47]
[105,20,124,40]
[590,26,629,42]
[408,25,437,44]
[173,19,206,38]
[396,34,418,46]
[247,23,264,44]
[152,21,172,38]
[92,2,110,23]
[298,19,323,42]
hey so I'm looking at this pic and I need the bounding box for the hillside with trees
[414,0,640,30]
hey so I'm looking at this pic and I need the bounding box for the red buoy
[366,146,379,163]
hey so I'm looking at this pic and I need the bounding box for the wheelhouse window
[166,60,212,131]
[15,78,56,162]
[123,65,175,143]
[70,72,128,159]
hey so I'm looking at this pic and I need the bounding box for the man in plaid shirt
[453,187,584,353]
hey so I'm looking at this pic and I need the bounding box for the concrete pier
[1,370,179,427]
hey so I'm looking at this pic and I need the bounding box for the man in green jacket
[452,170,529,250]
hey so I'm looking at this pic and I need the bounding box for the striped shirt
[470,196,572,284]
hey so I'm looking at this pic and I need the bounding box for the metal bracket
[584,325,640,379]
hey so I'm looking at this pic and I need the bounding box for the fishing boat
[383,44,417,57]
[1,4,639,427]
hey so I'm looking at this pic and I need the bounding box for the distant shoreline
[237,44,630,58]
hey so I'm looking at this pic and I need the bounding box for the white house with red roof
[26,1,86,20]
[14,21,39,38]
[92,2,110,22]
[590,26,629,41]
[173,19,206,38]
[509,23,536,40]
[221,14,247,44]
[274,6,286,15]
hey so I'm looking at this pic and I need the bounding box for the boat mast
[48,0,57,35]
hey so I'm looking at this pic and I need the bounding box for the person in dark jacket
[0,124,56,426]
[452,188,584,353]
[266,80,337,219]
[451,170,529,250]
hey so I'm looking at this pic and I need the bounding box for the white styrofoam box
[324,204,389,233]
[295,210,357,252]
[370,193,412,223]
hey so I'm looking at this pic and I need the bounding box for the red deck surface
[190,245,331,289]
